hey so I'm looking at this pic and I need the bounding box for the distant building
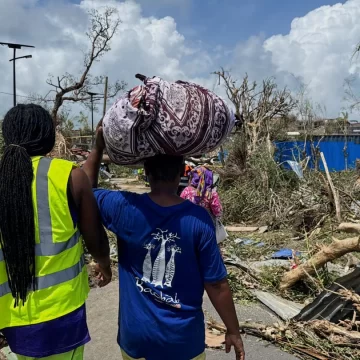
[349,120,360,134]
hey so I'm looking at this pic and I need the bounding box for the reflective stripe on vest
[0,157,83,297]
[0,232,80,259]
[0,255,85,297]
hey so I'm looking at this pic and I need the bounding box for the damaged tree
[280,236,360,291]
[281,222,360,290]
[43,7,126,123]
[214,69,296,164]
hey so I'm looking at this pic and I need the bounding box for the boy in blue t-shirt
[83,129,245,360]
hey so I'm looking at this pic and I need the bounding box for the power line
[0,91,37,100]
[0,91,116,106]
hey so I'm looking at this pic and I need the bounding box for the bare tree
[295,82,327,170]
[344,76,360,112]
[215,69,296,157]
[43,7,126,122]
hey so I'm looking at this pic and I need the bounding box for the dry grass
[219,139,359,236]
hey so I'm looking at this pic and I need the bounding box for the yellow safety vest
[0,156,89,328]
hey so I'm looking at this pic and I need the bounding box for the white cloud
[1,0,360,120]
[263,0,360,117]
[0,0,208,118]
[203,0,360,118]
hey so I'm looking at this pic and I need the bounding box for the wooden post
[320,152,341,222]
[103,76,108,117]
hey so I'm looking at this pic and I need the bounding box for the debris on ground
[272,248,301,260]
[208,316,360,359]
[234,238,265,247]
[0,348,16,360]
[258,226,269,234]
[252,290,304,320]
[280,236,360,291]
[226,226,259,232]
[215,149,360,358]
[205,327,225,349]
[295,267,360,323]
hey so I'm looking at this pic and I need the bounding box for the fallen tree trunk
[338,223,360,234]
[280,236,360,291]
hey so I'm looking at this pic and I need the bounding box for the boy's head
[144,155,184,187]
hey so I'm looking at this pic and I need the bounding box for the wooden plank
[320,152,341,222]
[226,226,258,233]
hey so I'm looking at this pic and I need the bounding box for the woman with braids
[0,104,112,360]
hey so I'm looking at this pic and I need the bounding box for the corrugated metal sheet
[275,136,360,171]
[294,267,360,322]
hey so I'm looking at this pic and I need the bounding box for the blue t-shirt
[94,190,227,360]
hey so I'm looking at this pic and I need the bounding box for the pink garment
[180,186,223,218]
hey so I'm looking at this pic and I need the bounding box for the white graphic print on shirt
[164,245,182,287]
[141,243,155,283]
[136,228,182,308]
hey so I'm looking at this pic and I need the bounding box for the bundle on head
[0,104,55,307]
[103,74,235,165]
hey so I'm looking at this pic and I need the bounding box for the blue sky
[68,0,344,47]
[0,0,358,117]
[141,0,345,47]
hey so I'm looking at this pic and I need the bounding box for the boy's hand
[95,263,112,287]
[225,332,245,360]
[0,334,7,349]
[95,123,106,152]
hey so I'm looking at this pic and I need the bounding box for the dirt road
[109,178,149,194]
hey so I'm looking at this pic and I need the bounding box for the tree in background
[57,109,75,138]
[344,43,360,111]
[74,112,92,136]
[41,7,126,123]
[294,82,327,170]
[215,69,296,168]
[344,76,360,113]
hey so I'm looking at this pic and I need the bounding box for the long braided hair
[0,104,55,307]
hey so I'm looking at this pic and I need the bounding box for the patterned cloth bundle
[102,74,235,165]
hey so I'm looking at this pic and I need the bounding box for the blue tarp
[275,136,360,171]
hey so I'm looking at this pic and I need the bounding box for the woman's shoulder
[180,186,194,196]
[182,186,194,191]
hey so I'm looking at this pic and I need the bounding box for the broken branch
[280,236,360,290]
[338,223,360,234]
[320,152,341,222]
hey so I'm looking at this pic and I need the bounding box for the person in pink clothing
[180,166,223,221]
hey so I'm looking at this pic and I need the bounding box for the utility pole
[86,91,102,146]
[103,76,108,117]
[0,42,35,107]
